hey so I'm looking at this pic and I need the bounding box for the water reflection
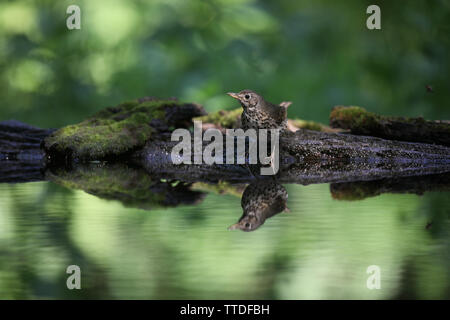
[40,162,450,233]
[45,163,205,210]
[229,181,289,232]
[0,160,449,299]
[330,173,450,201]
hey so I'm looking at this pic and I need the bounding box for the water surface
[0,179,448,299]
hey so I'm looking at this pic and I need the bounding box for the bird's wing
[264,101,287,120]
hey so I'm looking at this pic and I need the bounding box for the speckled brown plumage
[227,90,290,132]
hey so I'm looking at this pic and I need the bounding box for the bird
[227,90,291,132]
[228,180,290,232]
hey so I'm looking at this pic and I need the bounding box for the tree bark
[136,129,450,184]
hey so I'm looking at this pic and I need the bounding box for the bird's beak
[228,223,240,230]
[227,92,240,100]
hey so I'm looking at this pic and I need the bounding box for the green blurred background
[0,0,449,300]
[0,0,449,127]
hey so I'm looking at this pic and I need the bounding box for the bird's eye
[244,94,250,100]
[245,222,250,228]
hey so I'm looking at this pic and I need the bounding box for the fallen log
[0,120,54,160]
[137,131,450,184]
[0,98,449,186]
[0,120,54,183]
[330,106,450,146]
[43,98,207,160]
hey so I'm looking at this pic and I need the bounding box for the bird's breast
[241,110,287,131]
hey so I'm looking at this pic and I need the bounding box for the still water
[0,179,449,299]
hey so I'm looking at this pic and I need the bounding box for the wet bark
[0,120,54,159]
[136,130,450,184]
[0,120,55,183]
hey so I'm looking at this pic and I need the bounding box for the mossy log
[1,98,450,186]
[2,99,449,214]
[330,106,450,146]
[44,97,206,160]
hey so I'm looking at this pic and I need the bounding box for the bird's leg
[245,135,257,179]
[269,142,277,173]
[244,164,256,179]
[260,137,277,171]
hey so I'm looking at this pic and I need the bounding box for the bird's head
[227,90,261,111]
[228,211,262,232]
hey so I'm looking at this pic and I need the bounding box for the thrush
[228,181,290,232]
[227,90,289,175]
[227,90,291,132]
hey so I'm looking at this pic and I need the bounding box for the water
[0,179,448,299]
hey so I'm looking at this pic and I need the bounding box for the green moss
[330,106,380,130]
[194,108,242,128]
[290,119,328,132]
[44,99,175,159]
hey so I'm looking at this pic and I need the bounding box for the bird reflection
[229,180,289,232]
